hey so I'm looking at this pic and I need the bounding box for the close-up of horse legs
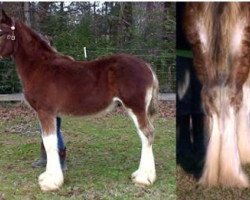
[0,2,175,199]
[177,2,250,199]
[184,2,250,187]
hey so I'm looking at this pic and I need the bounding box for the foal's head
[0,10,16,58]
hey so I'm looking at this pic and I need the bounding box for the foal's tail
[148,67,159,117]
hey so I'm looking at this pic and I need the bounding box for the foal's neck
[14,21,55,64]
[13,21,56,86]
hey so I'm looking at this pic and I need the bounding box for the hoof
[199,170,249,188]
[219,172,249,188]
[198,171,219,187]
[131,169,156,186]
[199,177,218,187]
[38,171,64,191]
[198,168,219,187]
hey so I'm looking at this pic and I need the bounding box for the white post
[84,47,87,59]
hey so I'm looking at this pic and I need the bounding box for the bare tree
[117,2,132,47]
[23,2,31,26]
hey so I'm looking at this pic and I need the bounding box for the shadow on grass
[177,149,205,179]
[176,104,208,183]
[176,114,207,180]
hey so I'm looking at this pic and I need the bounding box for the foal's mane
[16,20,56,54]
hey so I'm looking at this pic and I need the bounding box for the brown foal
[0,10,158,191]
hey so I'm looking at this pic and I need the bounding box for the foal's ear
[1,10,12,26]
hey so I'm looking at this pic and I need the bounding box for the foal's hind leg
[127,109,156,186]
[219,102,248,187]
[119,85,156,185]
[37,111,63,191]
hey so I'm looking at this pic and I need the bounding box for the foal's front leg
[200,87,248,187]
[237,84,250,164]
[37,112,64,191]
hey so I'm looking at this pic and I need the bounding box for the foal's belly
[60,93,115,116]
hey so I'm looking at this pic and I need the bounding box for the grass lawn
[0,102,175,200]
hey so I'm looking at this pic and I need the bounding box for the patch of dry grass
[177,154,250,199]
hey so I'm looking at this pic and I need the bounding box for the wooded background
[0,2,175,94]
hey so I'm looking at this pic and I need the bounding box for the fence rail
[0,48,175,95]
[0,93,175,102]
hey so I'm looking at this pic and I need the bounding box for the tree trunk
[60,2,64,13]
[117,2,132,47]
[23,2,31,26]
[32,2,51,31]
